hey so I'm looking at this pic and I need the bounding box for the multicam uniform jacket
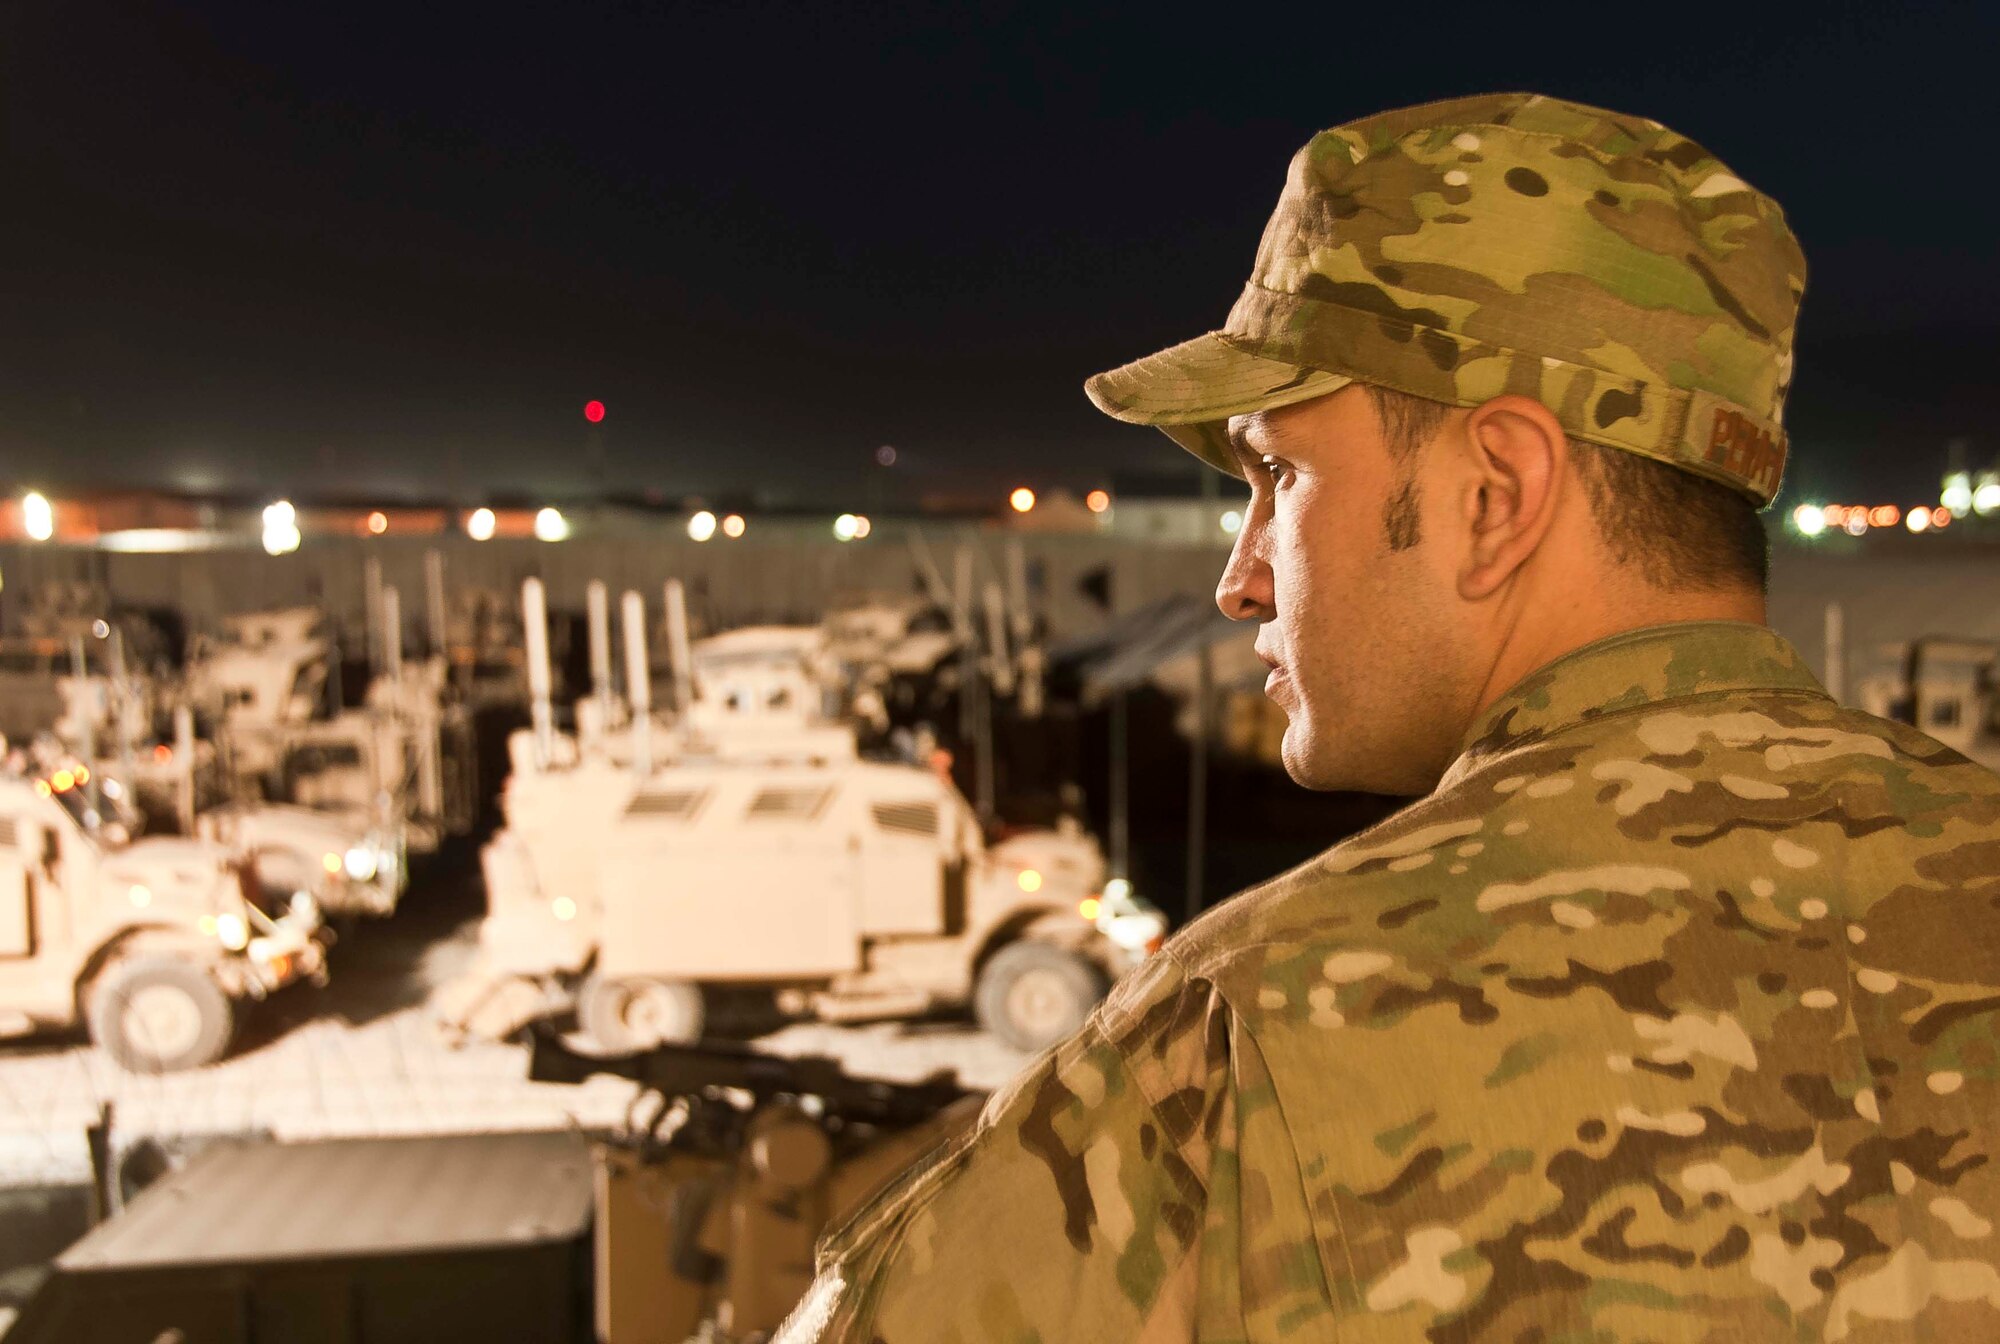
[780,622,2000,1342]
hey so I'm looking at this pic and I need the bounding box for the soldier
[780,93,2000,1341]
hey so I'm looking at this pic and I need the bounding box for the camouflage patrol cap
[1085,93,1807,505]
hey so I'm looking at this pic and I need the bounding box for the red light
[583,400,606,424]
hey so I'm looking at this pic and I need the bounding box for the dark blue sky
[3,0,1994,507]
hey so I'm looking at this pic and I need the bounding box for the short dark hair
[1363,385,1769,592]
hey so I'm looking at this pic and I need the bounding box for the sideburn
[1382,478,1422,552]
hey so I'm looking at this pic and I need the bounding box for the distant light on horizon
[1085,489,1110,514]
[1974,479,2000,517]
[261,500,301,555]
[721,513,746,538]
[875,445,897,467]
[466,507,497,541]
[583,399,606,424]
[533,507,569,542]
[20,491,54,542]
[366,510,389,535]
[1941,472,1974,518]
[1220,509,1243,535]
[1792,503,1827,537]
[687,510,718,542]
[1907,507,1932,533]
[1009,487,1036,514]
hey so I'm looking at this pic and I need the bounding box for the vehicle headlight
[215,913,249,951]
[343,845,378,881]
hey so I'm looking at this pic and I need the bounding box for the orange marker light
[366,510,389,535]
[51,770,74,793]
[1085,489,1111,514]
[1009,487,1036,514]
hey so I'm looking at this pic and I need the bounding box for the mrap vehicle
[437,579,1166,1053]
[0,768,326,1071]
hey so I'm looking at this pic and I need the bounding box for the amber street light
[1009,487,1036,514]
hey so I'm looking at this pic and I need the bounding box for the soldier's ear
[1455,395,1568,601]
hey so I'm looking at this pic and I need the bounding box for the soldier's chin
[1280,722,1350,792]
[1282,719,1439,796]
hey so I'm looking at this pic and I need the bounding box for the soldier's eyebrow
[1227,416,1279,467]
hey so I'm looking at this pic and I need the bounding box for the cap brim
[1084,332,1353,477]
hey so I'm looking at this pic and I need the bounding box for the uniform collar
[1451,621,1828,769]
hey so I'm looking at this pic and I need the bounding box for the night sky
[3,1,1996,508]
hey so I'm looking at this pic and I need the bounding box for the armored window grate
[746,787,833,821]
[625,789,707,819]
[871,801,938,836]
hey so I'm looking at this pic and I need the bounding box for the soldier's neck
[1472,577,1767,721]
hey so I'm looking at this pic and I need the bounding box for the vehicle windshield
[49,780,141,849]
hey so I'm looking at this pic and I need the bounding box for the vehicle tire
[973,940,1109,1052]
[87,956,236,1074]
[578,974,705,1053]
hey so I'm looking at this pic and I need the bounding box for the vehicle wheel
[973,941,1108,1052]
[87,956,236,1074]
[578,974,704,1053]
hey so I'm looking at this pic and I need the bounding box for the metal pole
[1109,690,1129,882]
[973,660,996,824]
[1824,602,1847,703]
[363,557,385,678]
[953,546,977,750]
[382,587,405,685]
[173,704,196,834]
[423,549,448,660]
[68,635,102,813]
[587,580,613,732]
[108,628,135,792]
[1186,641,1212,921]
[663,580,694,714]
[1005,538,1043,719]
[982,580,1014,697]
[622,591,653,775]
[523,578,555,768]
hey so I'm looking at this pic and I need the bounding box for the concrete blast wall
[2,535,1995,698]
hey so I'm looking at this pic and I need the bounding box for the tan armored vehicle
[1905,636,2000,770]
[0,767,326,1072]
[439,579,1165,1053]
[180,601,477,883]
